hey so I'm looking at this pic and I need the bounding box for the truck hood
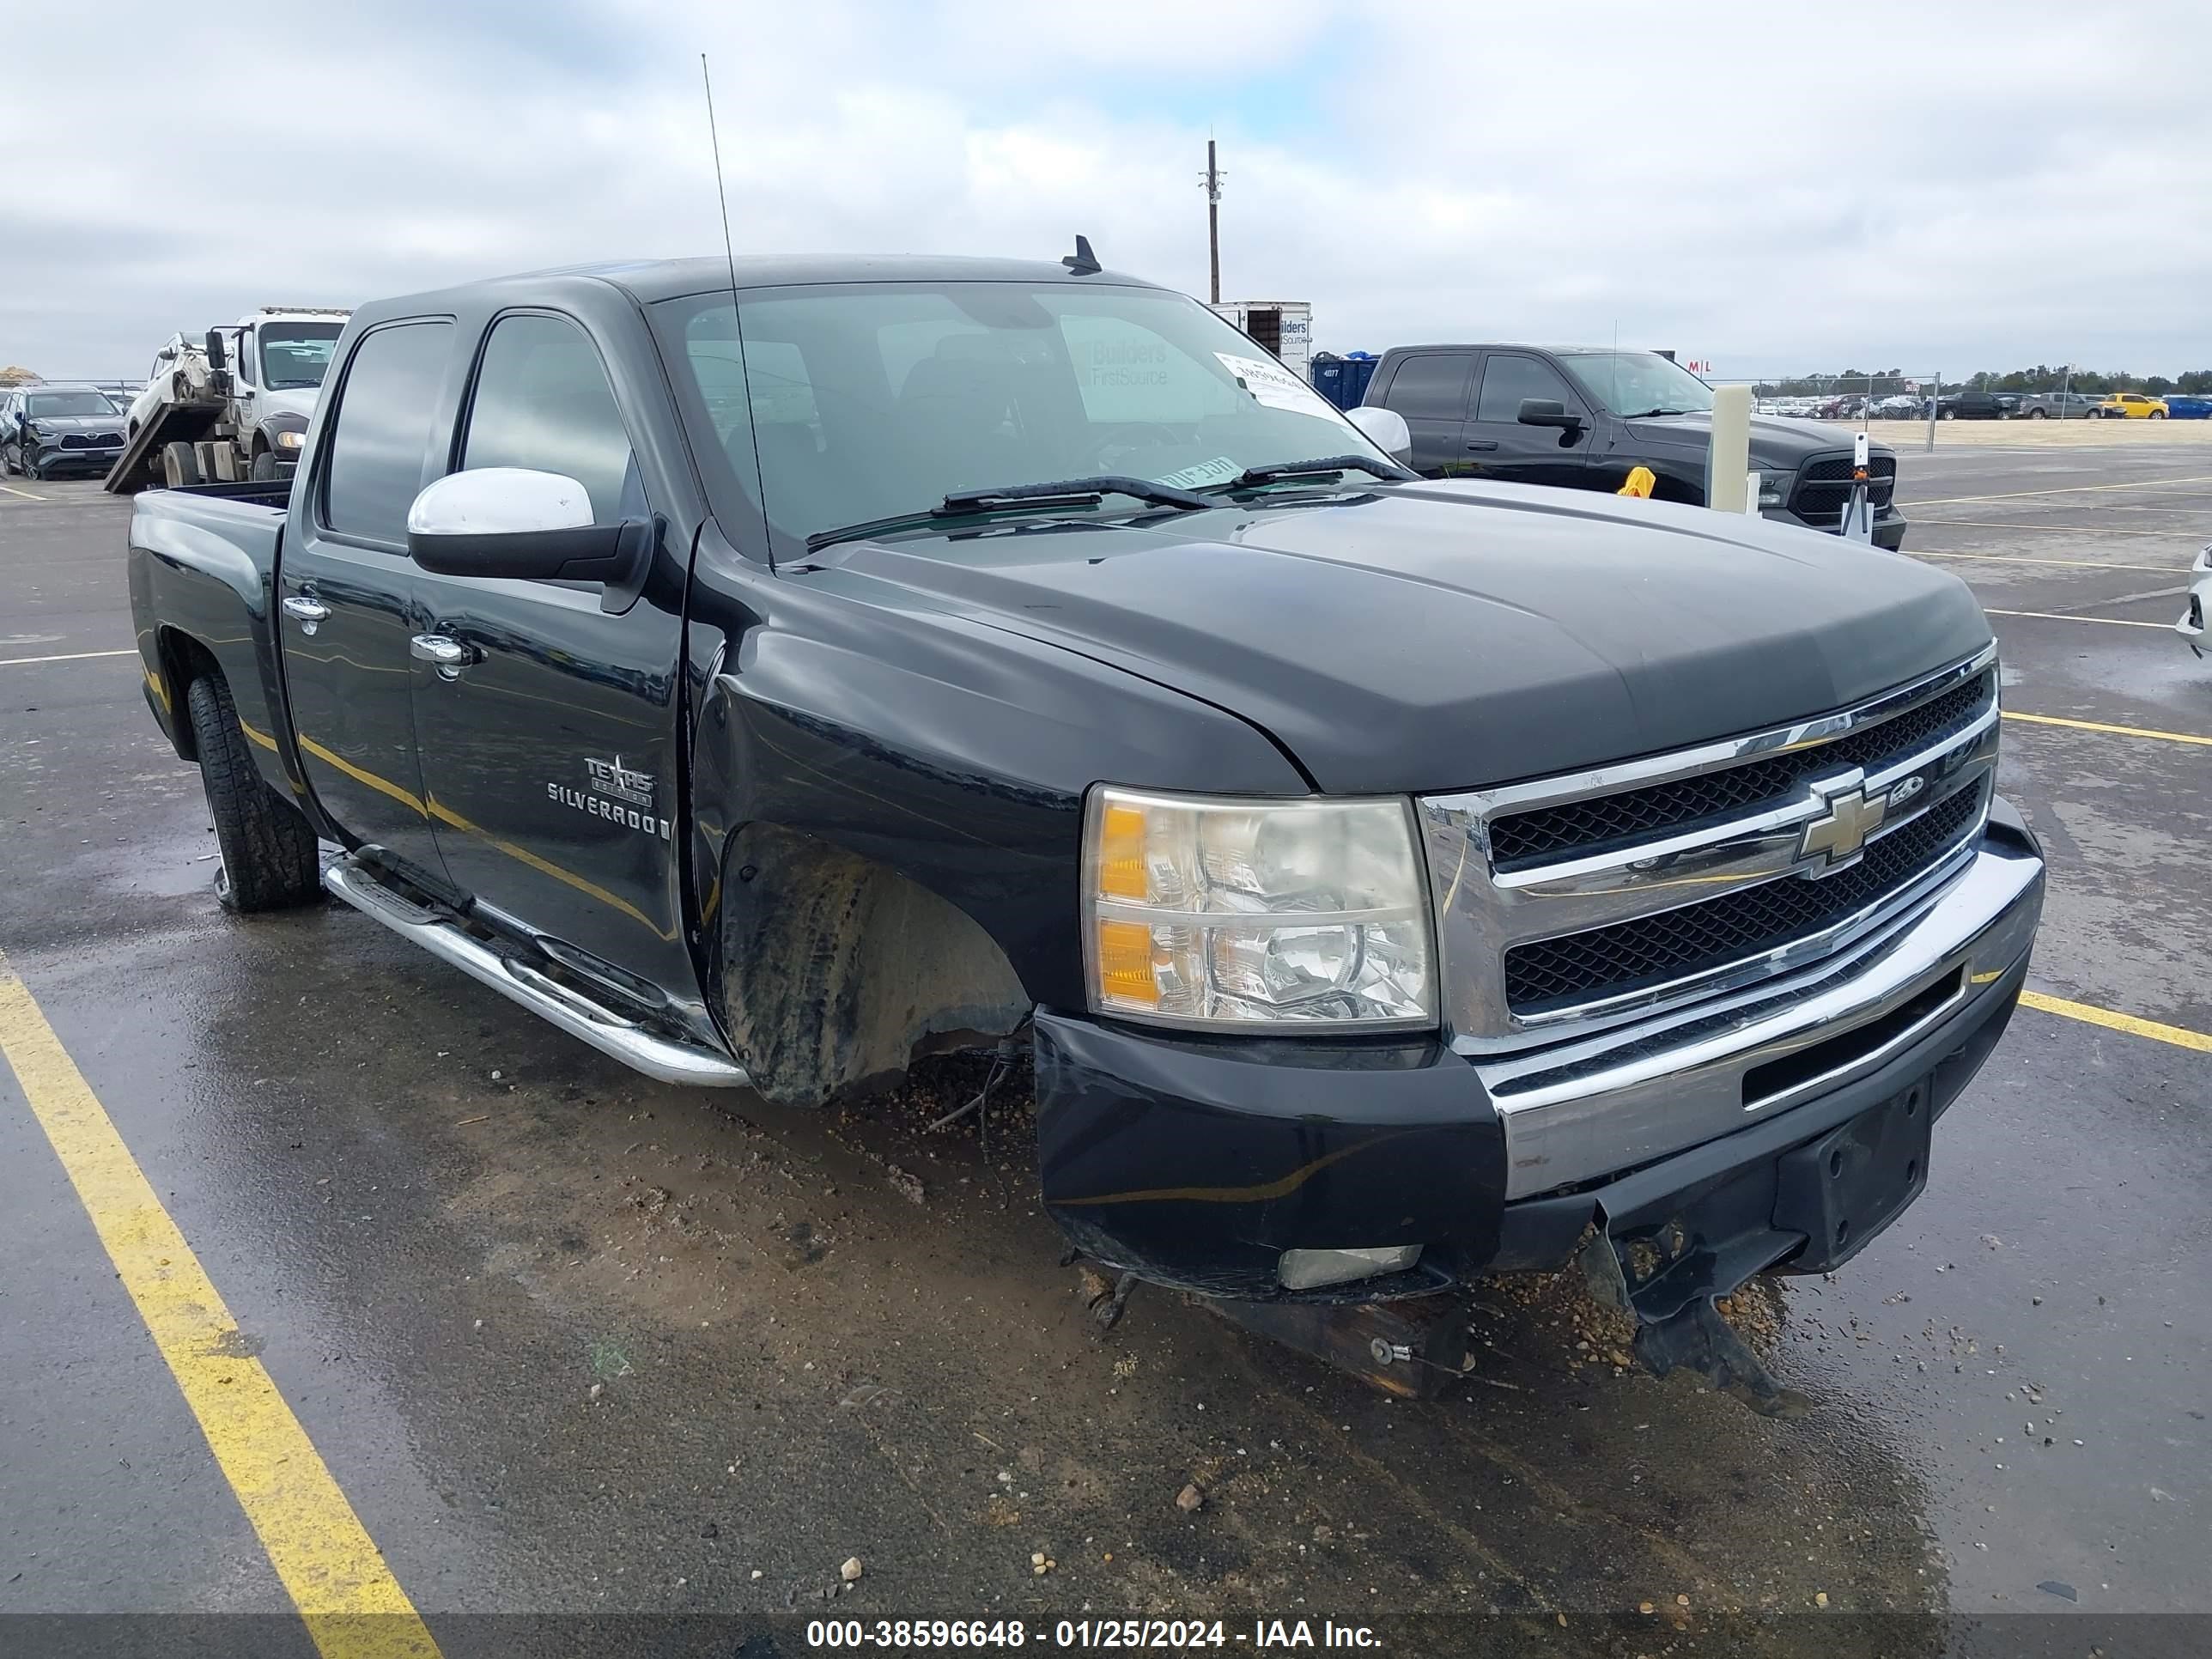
[1623,411,1876,466]
[255,387,321,422]
[817,481,1990,794]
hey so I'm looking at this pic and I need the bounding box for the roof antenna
[702,55,743,302]
[1061,234,1101,276]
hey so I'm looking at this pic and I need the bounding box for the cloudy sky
[5,1,2207,380]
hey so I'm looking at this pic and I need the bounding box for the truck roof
[1380,343,1644,356]
[360,254,1166,315]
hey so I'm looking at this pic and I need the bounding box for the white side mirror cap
[407,466,592,537]
[1346,404,1413,467]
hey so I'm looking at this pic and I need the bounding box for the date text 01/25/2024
[803,1620,1381,1649]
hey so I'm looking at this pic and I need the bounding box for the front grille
[1503,782,1984,1013]
[1489,672,1991,868]
[1792,453,1898,523]
[58,432,121,449]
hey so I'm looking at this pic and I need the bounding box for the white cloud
[3,0,2206,378]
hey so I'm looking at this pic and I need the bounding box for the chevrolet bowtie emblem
[1798,771,1923,872]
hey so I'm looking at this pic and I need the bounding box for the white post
[1706,383,1753,512]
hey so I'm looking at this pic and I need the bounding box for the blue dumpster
[1310,352,1378,410]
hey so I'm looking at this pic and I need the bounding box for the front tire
[249,448,278,483]
[185,674,321,913]
[2027,407,2048,418]
[2149,409,2167,420]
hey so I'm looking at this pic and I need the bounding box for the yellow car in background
[2096,392,2169,419]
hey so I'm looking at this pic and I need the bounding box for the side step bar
[322,855,750,1089]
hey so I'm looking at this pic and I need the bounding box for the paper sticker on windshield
[1158,455,1241,489]
[1216,351,1335,417]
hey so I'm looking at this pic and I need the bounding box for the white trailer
[1206,301,1312,383]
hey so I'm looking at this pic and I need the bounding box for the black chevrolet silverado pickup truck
[129,255,2042,1400]
[1360,343,1911,549]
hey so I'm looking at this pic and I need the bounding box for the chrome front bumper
[1473,829,2043,1198]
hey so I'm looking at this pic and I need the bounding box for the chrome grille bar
[1419,645,2001,1051]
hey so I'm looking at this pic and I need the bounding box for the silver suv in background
[2017,391,2101,419]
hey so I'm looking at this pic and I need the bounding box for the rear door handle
[410,633,473,679]
[1464,440,1499,451]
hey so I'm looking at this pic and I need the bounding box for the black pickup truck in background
[128,254,2041,1403]
[1360,343,1910,548]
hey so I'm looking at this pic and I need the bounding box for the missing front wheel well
[714,825,1032,1108]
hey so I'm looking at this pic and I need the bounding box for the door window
[321,321,454,547]
[1474,355,1578,422]
[460,313,638,524]
[1384,354,1473,420]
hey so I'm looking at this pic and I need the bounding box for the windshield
[658,282,1385,551]
[1557,350,1717,416]
[258,322,344,390]
[27,391,119,417]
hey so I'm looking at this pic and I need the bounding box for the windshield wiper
[805,476,1210,553]
[1224,454,1418,488]
[938,476,1212,513]
[1621,408,1698,419]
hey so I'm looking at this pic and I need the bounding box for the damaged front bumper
[1034,802,2044,1372]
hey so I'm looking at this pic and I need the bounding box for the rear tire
[161,441,201,488]
[185,674,321,913]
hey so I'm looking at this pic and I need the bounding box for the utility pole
[1200,139,1224,304]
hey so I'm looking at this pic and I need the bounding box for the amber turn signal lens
[1097,802,1149,900]
[1094,919,1158,1006]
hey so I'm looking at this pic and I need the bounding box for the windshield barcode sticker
[1216,351,1334,417]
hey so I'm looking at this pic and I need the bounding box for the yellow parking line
[0,952,442,1659]
[0,647,138,666]
[0,482,49,501]
[1911,520,2191,539]
[1911,472,2212,507]
[1985,609,2174,629]
[2002,710,2212,746]
[2021,991,2212,1054]
[1912,550,2185,572]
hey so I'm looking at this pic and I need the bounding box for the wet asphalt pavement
[1,445,2207,1656]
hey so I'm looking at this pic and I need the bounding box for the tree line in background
[1752,365,2212,397]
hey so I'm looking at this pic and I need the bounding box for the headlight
[274,428,305,450]
[1083,787,1436,1031]
[1756,469,1790,508]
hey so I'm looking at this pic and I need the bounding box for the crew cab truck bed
[131,255,2041,1404]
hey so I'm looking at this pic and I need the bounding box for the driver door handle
[410,633,474,680]
[282,595,330,623]
[1464,440,1498,451]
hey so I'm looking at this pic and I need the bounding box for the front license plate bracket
[1579,1080,1935,1415]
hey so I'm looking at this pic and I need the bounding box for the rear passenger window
[322,321,453,546]
[461,313,639,524]
[1474,354,1577,422]
[1384,354,1473,420]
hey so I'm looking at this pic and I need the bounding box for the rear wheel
[161,441,201,488]
[185,674,321,913]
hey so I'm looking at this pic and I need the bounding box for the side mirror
[204,330,228,370]
[1344,404,1413,466]
[1517,398,1582,429]
[407,467,647,583]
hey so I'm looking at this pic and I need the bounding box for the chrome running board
[322,854,750,1089]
